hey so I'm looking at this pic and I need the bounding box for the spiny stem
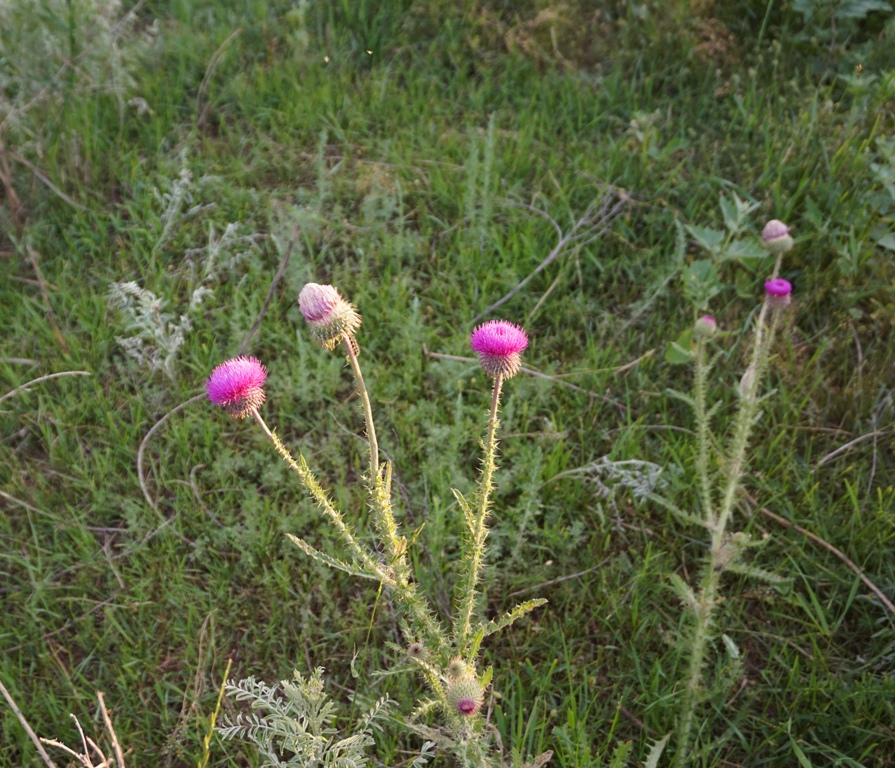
[251,408,385,580]
[674,302,782,766]
[456,374,503,655]
[342,333,379,481]
[694,339,715,528]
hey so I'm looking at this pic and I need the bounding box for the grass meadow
[1,0,895,766]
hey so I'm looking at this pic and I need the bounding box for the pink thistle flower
[760,219,794,253]
[694,315,717,339]
[206,356,268,419]
[469,320,528,379]
[298,283,361,350]
[764,278,792,309]
[446,676,484,718]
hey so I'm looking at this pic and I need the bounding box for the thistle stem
[674,302,781,766]
[251,408,385,580]
[342,333,379,481]
[456,374,503,655]
[693,339,715,528]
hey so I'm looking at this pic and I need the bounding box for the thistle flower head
[206,356,268,419]
[407,641,426,660]
[469,320,528,379]
[694,314,718,339]
[760,219,794,253]
[298,283,361,350]
[445,675,484,718]
[764,277,792,309]
[445,657,471,680]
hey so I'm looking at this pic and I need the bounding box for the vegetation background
[1,0,894,766]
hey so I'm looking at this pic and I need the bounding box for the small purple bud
[298,283,362,350]
[694,315,718,339]
[764,278,792,309]
[761,220,794,253]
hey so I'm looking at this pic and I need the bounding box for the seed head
[206,356,268,419]
[693,314,718,339]
[760,219,794,254]
[445,675,484,718]
[298,283,361,350]
[469,320,528,379]
[764,278,792,309]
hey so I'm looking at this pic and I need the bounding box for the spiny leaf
[643,732,671,768]
[480,598,548,638]
[286,534,378,580]
[646,492,706,529]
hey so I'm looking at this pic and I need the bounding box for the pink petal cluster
[469,320,528,379]
[764,277,792,309]
[206,356,268,419]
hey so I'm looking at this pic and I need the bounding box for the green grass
[2,1,895,766]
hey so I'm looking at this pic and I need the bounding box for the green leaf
[721,238,768,261]
[480,599,548,638]
[286,534,379,580]
[685,224,725,252]
[790,735,815,768]
[877,233,895,251]
[665,330,693,364]
[682,259,722,309]
[608,740,633,768]
[720,192,758,234]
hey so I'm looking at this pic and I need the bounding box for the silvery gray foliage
[218,667,435,768]
[108,164,262,377]
[0,0,156,133]
[557,456,671,506]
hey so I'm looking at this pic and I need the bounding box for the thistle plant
[209,285,543,767]
[667,220,795,766]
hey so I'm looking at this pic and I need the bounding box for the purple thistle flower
[206,356,268,419]
[298,283,362,350]
[764,278,792,309]
[469,320,528,379]
[760,219,794,253]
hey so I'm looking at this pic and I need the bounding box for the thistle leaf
[645,492,706,529]
[286,534,379,580]
[480,599,548,638]
[643,732,671,768]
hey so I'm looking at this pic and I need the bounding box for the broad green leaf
[685,224,725,252]
[721,238,768,261]
[665,330,693,364]
[877,233,895,251]
[682,259,722,309]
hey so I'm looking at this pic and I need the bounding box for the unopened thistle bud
[469,320,528,379]
[764,278,792,310]
[407,641,426,660]
[298,283,361,350]
[445,657,471,680]
[760,220,794,254]
[693,314,718,339]
[206,356,268,419]
[445,675,484,718]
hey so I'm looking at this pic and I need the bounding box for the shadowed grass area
[1,0,894,766]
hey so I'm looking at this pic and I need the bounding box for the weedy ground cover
[1,0,894,766]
